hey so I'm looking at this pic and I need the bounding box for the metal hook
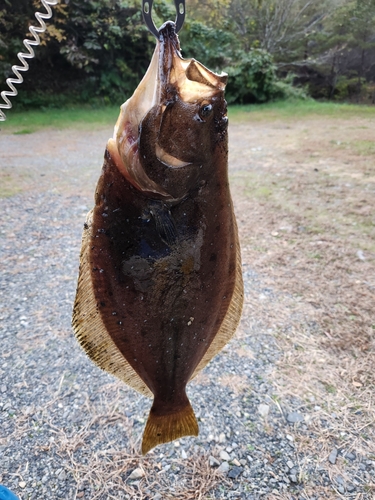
[142,0,186,39]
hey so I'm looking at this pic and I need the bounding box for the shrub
[225,50,307,104]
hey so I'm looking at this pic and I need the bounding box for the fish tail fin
[142,401,199,455]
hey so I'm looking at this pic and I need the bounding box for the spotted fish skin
[72,21,243,455]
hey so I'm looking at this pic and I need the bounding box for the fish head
[111,21,228,201]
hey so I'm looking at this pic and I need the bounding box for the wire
[0,0,58,122]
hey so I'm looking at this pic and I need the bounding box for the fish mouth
[108,21,227,199]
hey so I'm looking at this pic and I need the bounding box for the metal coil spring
[0,0,58,122]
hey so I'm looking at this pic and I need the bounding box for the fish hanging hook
[142,0,186,39]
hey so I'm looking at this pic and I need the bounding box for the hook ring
[142,0,186,39]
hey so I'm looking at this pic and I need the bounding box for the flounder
[72,21,243,455]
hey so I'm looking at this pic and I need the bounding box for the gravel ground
[0,128,374,499]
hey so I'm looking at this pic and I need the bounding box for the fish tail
[142,401,199,455]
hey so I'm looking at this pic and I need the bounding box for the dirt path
[0,115,374,499]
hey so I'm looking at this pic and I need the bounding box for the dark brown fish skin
[73,22,242,454]
[90,116,235,402]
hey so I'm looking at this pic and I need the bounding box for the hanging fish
[72,17,243,455]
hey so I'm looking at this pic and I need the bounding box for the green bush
[225,50,276,104]
[225,50,306,104]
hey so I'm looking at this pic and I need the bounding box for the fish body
[72,21,243,454]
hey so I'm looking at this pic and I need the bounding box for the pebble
[217,462,229,474]
[329,448,338,465]
[19,481,26,488]
[58,470,67,481]
[128,468,145,480]
[219,433,226,443]
[209,456,220,467]
[180,449,187,459]
[287,460,294,469]
[258,404,269,418]
[220,450,231,462]
[228,466,243,479]
[287,411,304,423]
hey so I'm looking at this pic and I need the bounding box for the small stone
[1,385,6,393]
[217,462,229,474]
[181,449,187,459]
[286,434,294,442]
[287,412,304,423]
[289,474,298,483]
[357,250,365,261]
[347,485,355,492]
[232,459,241,467]
[153,495,162,500]
[220,450,231,462]
[258,404,269,418]
[346,452,356,461]
[228,466,243,479]
[209,456,220,468]
[19,482,26,488]
[338,486,345,494]
[128,468,145,480]
[287,460,294,469]
[58,470,67,481]
[329,448,338,465]
[219,433,226,443]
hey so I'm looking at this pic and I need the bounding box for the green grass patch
[1,100,374,134]
[353,140,375,156]
[228,99,375,122]
[13,128,34,135]
[1,105,121,134]
[0,175,22,198]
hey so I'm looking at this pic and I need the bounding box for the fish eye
[200,104,213,118]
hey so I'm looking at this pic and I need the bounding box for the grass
[228,98,375,121]
[0,105,121,134]
[1,99,375,134]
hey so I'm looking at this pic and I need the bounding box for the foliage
[225,49,306,104]
[179,20,238,72]
[225,49,277,103]
[1,0,375,108]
